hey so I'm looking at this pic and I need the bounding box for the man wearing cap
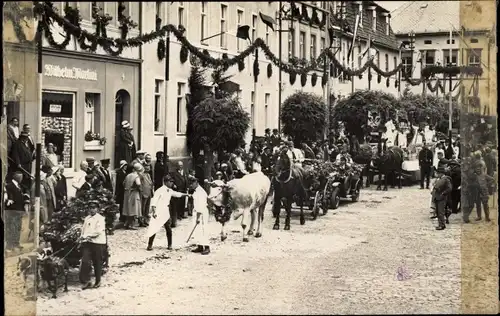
[79,201,106,289]
[431,166,453,230]
[97,159,113,191]
[144,154,154,179]
[118,121,136,164]
[122,163,143,229]
[72,161,89,193]
[188,176,211,255]
[5,171,30,252]
[131,150,146,170]
[10,131,35,190]
[146,175,190,251]
[418,142,433,189]
[139,164,154,227]
[114,160,128,225]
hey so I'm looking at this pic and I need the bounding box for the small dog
[38,248,70,299]
[17,256,37,288]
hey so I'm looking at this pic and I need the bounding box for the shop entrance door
[114,90,131,168]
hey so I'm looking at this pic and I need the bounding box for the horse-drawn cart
[302,159,364,218]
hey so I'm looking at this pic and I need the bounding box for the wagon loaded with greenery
[302,159,364,218]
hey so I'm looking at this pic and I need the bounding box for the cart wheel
[312,191,320,219]
[352,181,361,202]
[331,187,340,210]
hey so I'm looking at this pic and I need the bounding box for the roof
[333,1,400,51]
[391,1,459,34]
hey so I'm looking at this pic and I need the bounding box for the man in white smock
[188,176,211,255]
[146,174,189,251]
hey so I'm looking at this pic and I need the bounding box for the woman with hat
[117,121,137,164]
[52,165,67,210]
[42,143,59,168]
[146,174,189,251]
[122,163,143,229]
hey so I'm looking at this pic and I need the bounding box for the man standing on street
[188,176,211,255]
[4,171,29,253]
[419,142,433,189]
[170,161,188,226]
[97,159,113,192]
[431,166,453,230]
[79,201,106,289]
[146,175,189,251]
[154,152,167,191]
[139,164,154,227]
[114,160,128,226]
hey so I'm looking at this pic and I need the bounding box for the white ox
[207,171,271,242]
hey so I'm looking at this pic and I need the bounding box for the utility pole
[278,1,283,134]
[448,28,453,140]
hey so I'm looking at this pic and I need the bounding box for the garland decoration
[222,53,229,71]
[426,78,445,93]
[358,74,363,79]
[311,73,318,87]
[253,49,260,83]
[180,45,189,63]
[14,2,483,88]
[290,72,297,85]
[301,3,310,22]
[267,63,272,78]
[377,74,382,84]
[386,77,390,88]
[238,59,245,71]
[300,73,307,87]
[157,39,166,60]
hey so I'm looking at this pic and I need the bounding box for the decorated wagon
[302,159,364,217]
[40,187,117,274]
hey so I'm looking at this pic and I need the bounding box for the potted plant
[84,131,106,150]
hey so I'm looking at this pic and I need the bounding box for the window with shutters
[237,9,244,51]
[220,4,227,48]
[201,2,208,44]
[176,83,187,134]
[310,34,317,58]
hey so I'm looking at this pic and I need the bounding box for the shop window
[467,49,482,66]
[176,82,187,134]
[41,91,74,169]
[220,5,227,48]
[154,79,164,133]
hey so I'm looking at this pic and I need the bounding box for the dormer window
[382,12,390,35]
[367,6,377,31]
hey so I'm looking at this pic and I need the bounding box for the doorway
[114,89,131,168]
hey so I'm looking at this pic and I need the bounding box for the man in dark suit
[22,124,35,154]
[5,171,29,252]
[76,174,94,199]
[153,151,167,191]
[10,131,35,191]
[114,160,128,225]
[97,159,113,191]
[270,128,281,148]
[431,166,453,230]
[170,161,188,227]
[418,142,433,189]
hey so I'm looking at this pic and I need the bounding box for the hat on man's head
[133,163,144,172]
[20,131,29,137]
[88,201,100,208]
[221,163,228,167]
[121,120,130,129]
[86,157,95,163]
[100,158,110,164]
[136,150,146,155]
[119,160,128,168]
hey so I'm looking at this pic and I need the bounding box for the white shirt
[81,213,106,244]
[9,125,19,138]
[336,153,353,165]
[72,169,87,190]
[292,148,305,162]
[192,186,209,216]
[46,153,58,167]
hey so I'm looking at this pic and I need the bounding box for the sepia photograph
[2,1,498,315]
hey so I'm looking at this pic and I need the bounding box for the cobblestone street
[35,185,465,315]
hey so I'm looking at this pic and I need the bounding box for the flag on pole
[347,13,361,61]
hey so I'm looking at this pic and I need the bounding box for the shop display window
[41,91,74,169]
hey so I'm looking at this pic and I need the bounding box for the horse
[372,146,404,191]
[272,149,309,230]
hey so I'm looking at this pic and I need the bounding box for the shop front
[40,53,140,175]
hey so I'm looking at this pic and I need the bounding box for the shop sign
[44,64,98,81]
[49,104,62,113]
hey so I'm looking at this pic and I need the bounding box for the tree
[187,62,208,159]
[190,66,250,180]
[330,90,402,141]
[281,91,327,146]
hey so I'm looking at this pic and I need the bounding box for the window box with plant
[84,130,106,151]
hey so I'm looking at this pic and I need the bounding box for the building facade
[328,1,401,98]
[392,0,496,115]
